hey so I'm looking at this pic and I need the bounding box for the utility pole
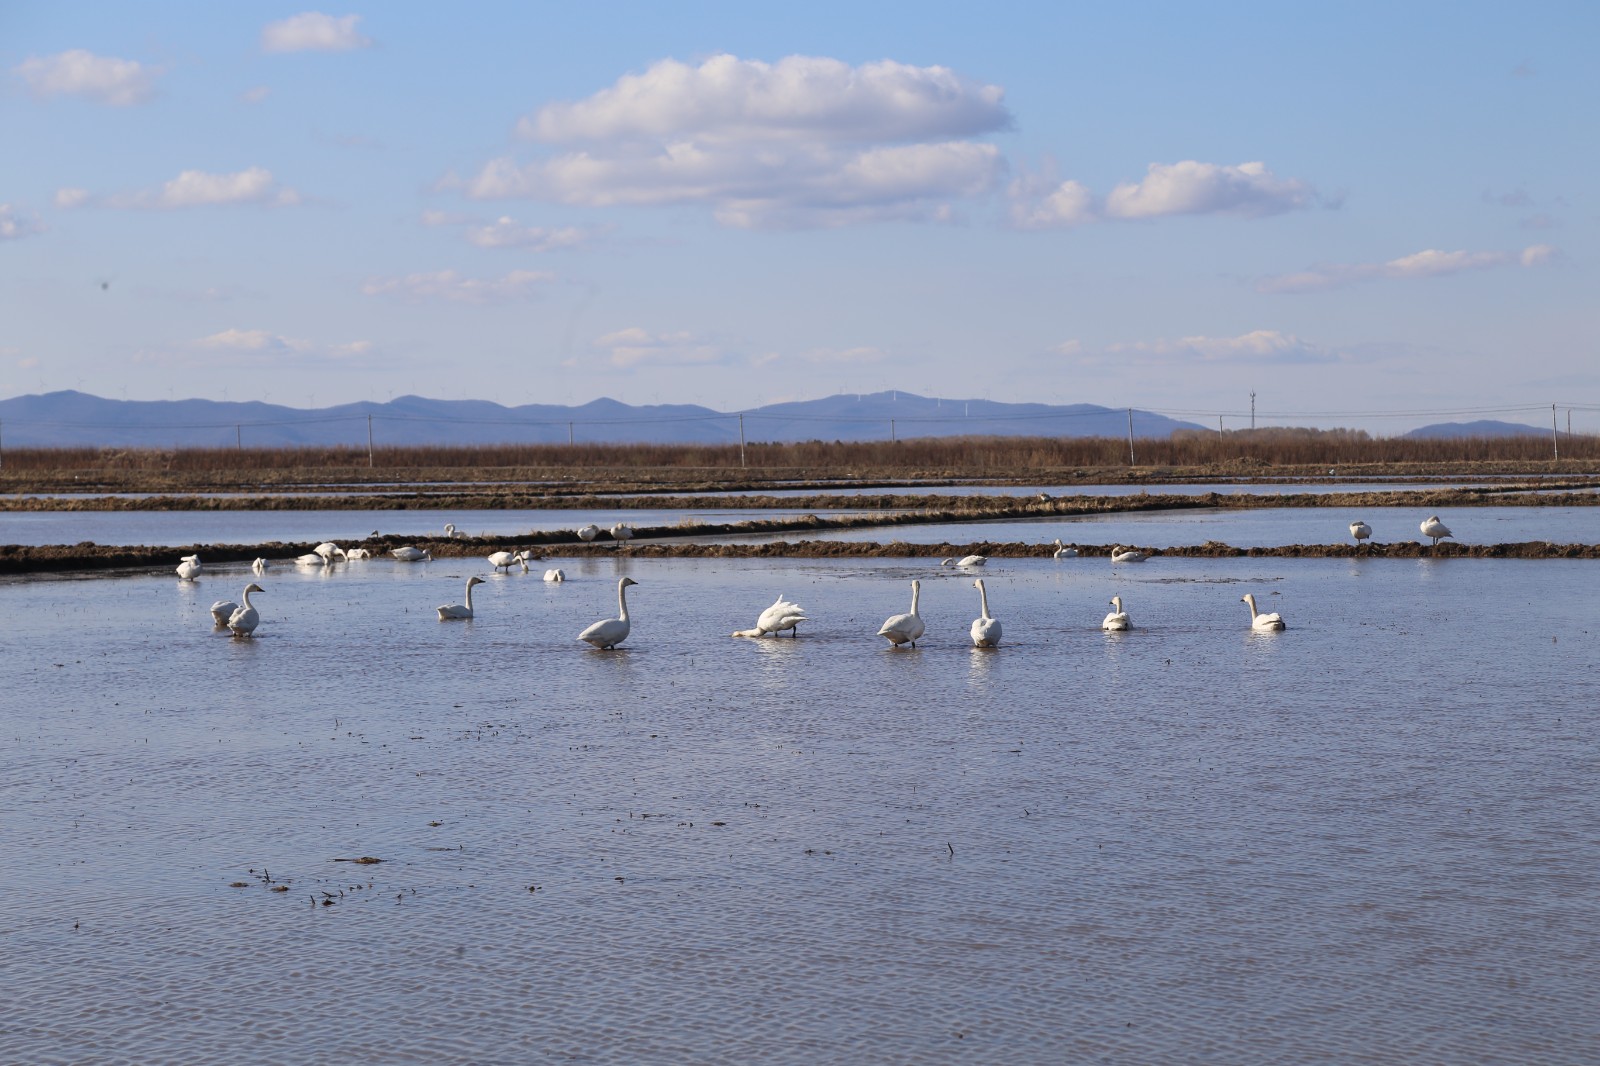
[367,414,374,468]
[1218,415,1224,436]
[1127,407,1135,465]
[890,418,896,443]
[236,424,242,450]
[1250,391,1256,430]
[567,421,574,445]
[738,413,747,469]
[1552,403,1559,461]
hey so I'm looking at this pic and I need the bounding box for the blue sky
[2,2,1594,432]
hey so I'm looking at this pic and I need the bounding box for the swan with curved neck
[1111,547,1147,564]
[391,546,431,562]
[313,543,346,562]
[227,583,263,637]
[941,554,987,568]
[544,568,565,583]
[488,550,528,573]
[878,580,925,647]
[295,552,331,566]
[1102,595,1131,631]
[1052,539,1078,559]
[579,577,638,649]
[251,557,268,574]
[733,594,809,638]
[437,576,484,620]
[210,598,238,626]
[969,578,1001,648]
[176,554,202,581]
[1421,515,1453,548]
[444,523,458,538]
[1241,593,1286,631]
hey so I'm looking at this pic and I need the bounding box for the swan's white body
[227,583,263,637]
[391,546,431,562]
[176,555,202,581]
[611,523,634,543]
[1350,520,1371,548]
[878,580,925,647]
[969,579,1001,648]
[1102,595,1131,631]
[942,554,987,568]
[1052,539,1078,559]
[488,550,528,573]
[345,547,371,560]
[313,542,345,562]
[1421,515,1453,547]
[251,557,268,574]
[578,577,637,649]
[295,552,330,566]
[577,524,601,542]
[437,576,484,620]
[443,523,458,538]
[733,594,809,638]
[1242,593,1286,631]
[209,599,238,625]
[543,568,566,583]
[1111,547,1148,564]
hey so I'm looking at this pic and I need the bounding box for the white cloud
[1258,244,1556,294]
[262,12,373,54]
[0,204,45,240]
[801,346,888,365]
[1012,160,1317,229]
[171,328,375,368]
[1069,330,1341,366]
[361,269,556,304]
[465,216,594,251]
[587,327,726,369]
[460,53,1010,229]
[199,328,310,353]
[68,168,302,210]
[13,49,158,105]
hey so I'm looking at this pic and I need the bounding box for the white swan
[487,550,528,573]
[209,599,238,626]
[227,583,263,638]
[578,577,637,649]
[1111,547,1148,564]
[543,568,566,583]
[577,524,601,542]
[344,547,371,560]
[176,554,202,581]
[969,578,1001,648]
[611,523,635,543]
[251,557,268,574]
[1350,520,1371,549]
[878,579,925,648]
[443,523,458,538]
[1052,539,1078,559]
[941,554,987,568]
[733,594,809,638]
[1241,593,1286,631]
[295,552,330,566]
[391,546,431,562]
[437,576,484,620]
[313,542,345,562]
[1421,515,1453,547]
[1102,595,1131,631]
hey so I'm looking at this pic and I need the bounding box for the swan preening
[544,568,565,583]
[1421,515,1453,548]
[579,577,637,649]
[969,578,1001,648]
[1102,595,1131,631]
[577,524,601,542]
[437,576,484,620]
[878,580,925,648]
[227,583,263,637]
[488,550,529,573]
[176,555,202,581]
[391,546,431,562]
[295,552,331,566]
[733,594,809,638]
[1111,547,1147,564]
[1241,593,1286,631]
[251,557,268,574]
[345,547,371,560]
[209,599,238,626]
[941,554,986,568]
[443,523,459,538]
[1052,539,1078,559]
[611,523,634,543]
[1350,520,1371,549]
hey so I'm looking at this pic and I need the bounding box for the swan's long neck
[617,580,630,621]
[241,586,255,609]
[464,580,475,610]
[1243,594,1257,619]
[1112,595,1122,613]
[977,580,992,619]
[909,581,921,615]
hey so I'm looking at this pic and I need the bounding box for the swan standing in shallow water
[1350,520,1372,550]
[733,594,809,638]
[969,579,1001,648]
[1421,515,1453,548]
[313,542,345,562]
[295,552,331,566]
[611,523,635,544]
[344,547,371,560]
[227,583,263,638]
[941,554,987,568]
[391,546,431,562]
[1052,539,1078,559]
[543,568,565,583]
[1111,547,1147,564]
[176,555,202,581]
[577,524,601,542]
[579,577,638,649]
[437,576,484,620]
[878,580,925,648]
[209,599,238,626]
[1241,593,1286,631]
[487,550,528,573]
[251,557,268,574]
[1102,595,1131,631]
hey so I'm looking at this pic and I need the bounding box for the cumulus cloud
[63,168,302,210]
[1012,160,1317,229]
[186,328,375,367]
[1257,244,1556,294]
[1092,330,1341,366]
[586,327,726,369]
[463,216,595,251]
[0,204,45,240]
[13,49,158,105]
[262,12,373,53]
[361,269,556,304]
[459,53,1010,229]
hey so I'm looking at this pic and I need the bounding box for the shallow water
[4,555,1599,1063]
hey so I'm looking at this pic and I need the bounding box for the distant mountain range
[0,391,1206,448]
[1401,420,1548,440]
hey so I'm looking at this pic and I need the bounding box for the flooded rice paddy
[4,545,1599,1063]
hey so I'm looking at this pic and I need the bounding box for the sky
[2,1,1596,434]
